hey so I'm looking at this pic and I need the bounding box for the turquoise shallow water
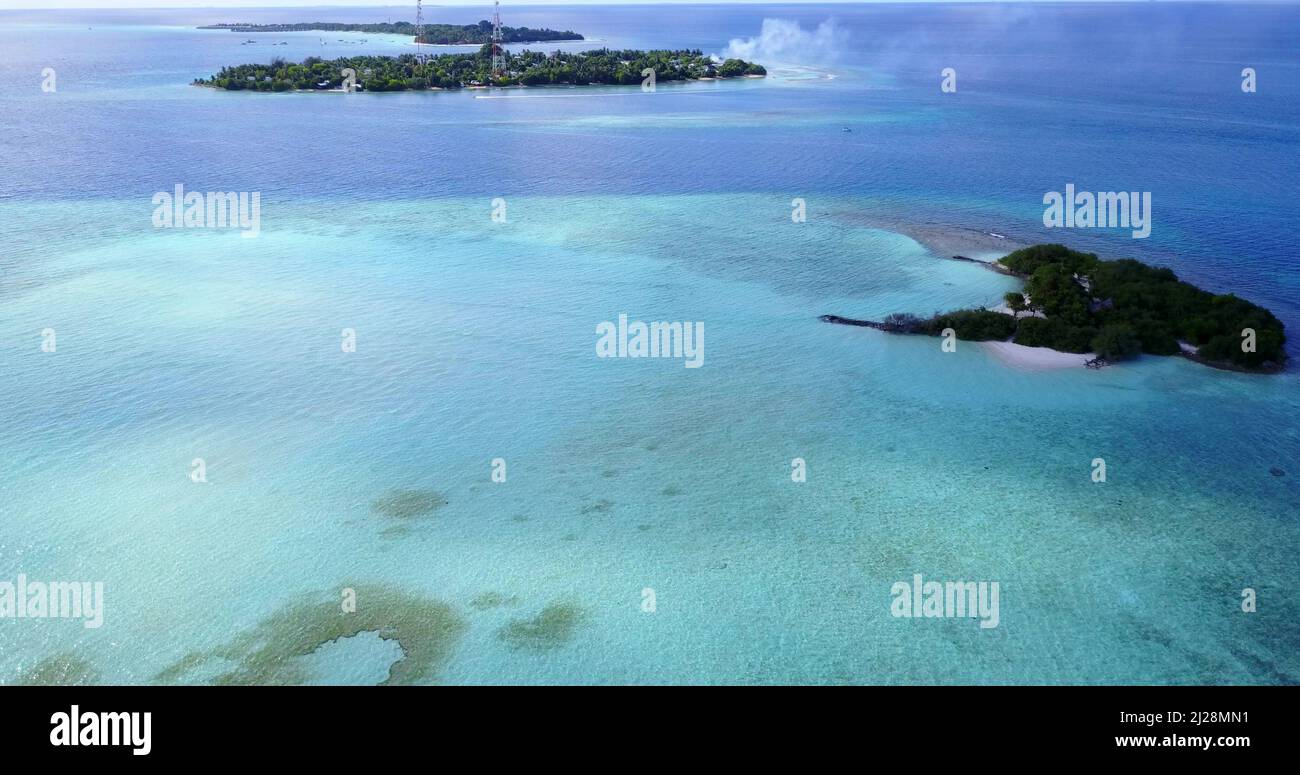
[1,4,1299,684]
[1,195,1297,684]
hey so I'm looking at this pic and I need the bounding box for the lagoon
[1,3,1298,685]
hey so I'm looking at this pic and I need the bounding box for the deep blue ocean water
[0,3,1298,684]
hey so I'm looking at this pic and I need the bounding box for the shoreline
[194,72,764,94]
[197,48,766,93]
[820,229,1286,375]
[980,340,1095,371]
[945,253,1025,278]
[820,314,1096,370]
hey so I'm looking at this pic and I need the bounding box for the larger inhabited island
[198,20,585,46]
[821,244,1288,373]
[195,48,766,91]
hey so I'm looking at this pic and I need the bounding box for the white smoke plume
[722,19,849,65]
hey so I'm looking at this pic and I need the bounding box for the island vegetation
[199,20,584,46]
[195,47,765,91]
[830,244,1287,372]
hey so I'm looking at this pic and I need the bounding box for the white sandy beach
[981,340,1095,370]
[990,302,1045,318]
[897,227,1088,371]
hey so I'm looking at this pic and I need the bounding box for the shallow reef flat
[156,584,468,686]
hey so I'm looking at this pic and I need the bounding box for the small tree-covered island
[199,20,584,46]
[822,244,1287,373]
[196,47,766,91]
